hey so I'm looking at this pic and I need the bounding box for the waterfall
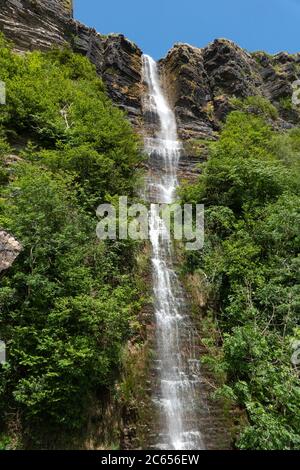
[142,55,205,451]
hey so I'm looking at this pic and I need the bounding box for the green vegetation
[279,96,293,111]
[1,28,299,451]
[180,109,300,449]
[0,35,146,447]
[230,96,279,120]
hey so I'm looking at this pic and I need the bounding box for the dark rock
[160,43,216,140]
[0,0,143,123]
[203,39,261,97]
[0,1,299,156]
[161,39,300,140]
[0,0,73,51]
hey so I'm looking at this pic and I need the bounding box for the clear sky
[74,0,299,59]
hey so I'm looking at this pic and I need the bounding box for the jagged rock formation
[0,231,22,273]
[0,0,142,122]
[0,3,299,135]
[73,29,142,122]
[1,2,299,183]
[0,0,73,50]
[161,39,300,140]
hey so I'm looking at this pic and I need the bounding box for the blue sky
[75,0,299,59]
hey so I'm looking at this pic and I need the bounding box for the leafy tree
[0,34,145,445]
[181,103,300,449]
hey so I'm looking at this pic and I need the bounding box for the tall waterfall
[142,55,205,450]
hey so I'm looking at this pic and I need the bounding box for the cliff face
[0,0,73,50]
[0,2,299,139]
[0,0,142,122]
[72,27,142,122]
[161,39,300,140]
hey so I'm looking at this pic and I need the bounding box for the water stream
[142,55,205,451]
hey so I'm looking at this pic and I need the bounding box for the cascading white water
[142,55,205,450]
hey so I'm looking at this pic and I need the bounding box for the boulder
[0,231,22,273]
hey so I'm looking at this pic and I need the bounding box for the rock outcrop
[0,231,22,273]
[72,28,142,122]
[0,0,73,51]
[0,0,142,122]
[0,3,299,141]
[161,39,300,140]
[160,43,216,140]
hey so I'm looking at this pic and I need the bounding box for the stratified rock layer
[160,43,216,140]
[1,3,299,136]
[0,0,142,122]
[0,0,73,50]
[161,39,300,140]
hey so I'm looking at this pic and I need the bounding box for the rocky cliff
[0,2,299,140]
[0,0,142,122]
[161,39,300,140]
[0,0,73,50]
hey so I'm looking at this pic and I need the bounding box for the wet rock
[0,231,22,273]
[161,43,216,140]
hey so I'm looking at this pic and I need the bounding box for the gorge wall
[1,0,299,237]
[1,1,299,140]
[1,0,299,451]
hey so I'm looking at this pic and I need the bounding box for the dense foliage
[181,109,300,449]
[0,35,144,446]
[1,30,299,450]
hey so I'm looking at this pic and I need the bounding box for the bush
[230,96,279,120]
[0,35,145,438]
[181,109,300,449]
